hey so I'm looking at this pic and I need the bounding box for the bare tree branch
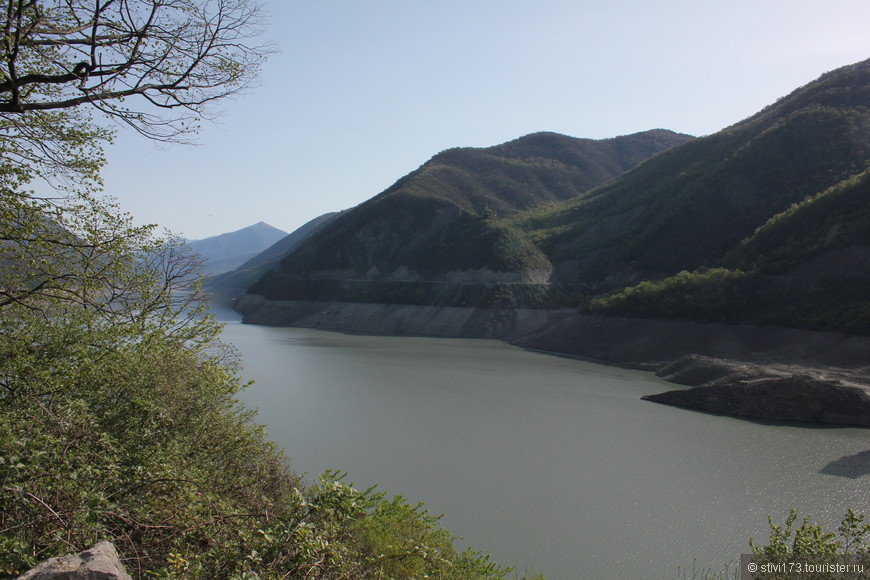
[0,0,273,140]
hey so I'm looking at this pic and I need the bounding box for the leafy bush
[746,509,870,580]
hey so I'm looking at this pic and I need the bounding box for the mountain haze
[187,221,287,276]
[207,212,340,288]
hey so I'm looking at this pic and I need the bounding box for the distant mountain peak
[187,221,289,276]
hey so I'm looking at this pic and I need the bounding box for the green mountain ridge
[546,59,870,332]
[248,129,693,304]
[244,57,870,335]
[520,59,870,286]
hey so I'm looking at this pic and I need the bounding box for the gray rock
[644,354,870,427]
[16,542,132,580]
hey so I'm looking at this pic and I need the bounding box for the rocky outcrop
[643,354,870,427]
[515,315,870,426]
[17,542,131,580]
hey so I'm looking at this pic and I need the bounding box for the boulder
[16,542,132,580]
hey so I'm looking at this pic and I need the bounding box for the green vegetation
[260,131,691,301]
[751,509,869,557]
[726,169,870,273]
[518,102,870,279]
[585,268,756,323]
[586,267,870,334]
[0,207,533,580]
[376,130,694,218]
[747,509,870,579]
[244,61,870,336]
[675,509,870,580]
[0,2,537,578]
[583,168,870,333]
[516,61,870,334]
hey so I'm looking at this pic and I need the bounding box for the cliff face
[234,294,574,339]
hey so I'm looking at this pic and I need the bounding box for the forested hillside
[519,58,870,285]
[548,59,870,333]
[247,130,692,306]
[244,58,870,335]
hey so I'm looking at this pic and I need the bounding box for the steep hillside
[187,221,287,275]
[726,168,870,274]
[555,59,870,334]
[247,130,692,306]
[585,168,870,333]
[241,58,870,338]
[375,129,695,216]
[518,59,870,287]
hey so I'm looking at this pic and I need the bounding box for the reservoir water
[214,306,869,580]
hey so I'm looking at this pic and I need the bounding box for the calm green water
[214,306,869,580]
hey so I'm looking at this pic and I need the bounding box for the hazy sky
[99,0,870,240]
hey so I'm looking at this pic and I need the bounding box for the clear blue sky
[101,0,870,240]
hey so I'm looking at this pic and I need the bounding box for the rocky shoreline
[645,354,870,427]
[234,295,870,427]
[513,313,870,427]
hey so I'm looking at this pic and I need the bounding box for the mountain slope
[726,168,870,274]
[187,222,288,276]
[242,58,870,336]
[590,168,870,334]
[375,129,695,216]
[557,59,870,333]
[248,130,693,305]
[518,59,870,287]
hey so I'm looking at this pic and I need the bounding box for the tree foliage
[585,268,756,323]
[0,2,531,578]
[0,0,271,142]
[747,509,870,580]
